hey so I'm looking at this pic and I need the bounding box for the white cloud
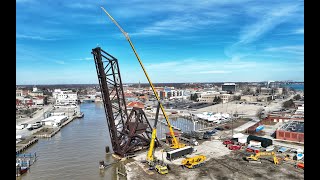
[265,45,304,55]
[145,59,256,74]
[199,70,232,74]
[294,28,304,34]
[79,57,93,61]
[239,5,299,44]
[132,15,221,36]
[146,61,181,69]
[66,3,96,9]
[16,34,57,41]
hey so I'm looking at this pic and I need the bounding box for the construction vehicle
[146,103,168,174]
[181,155,206,169]
[246,151,279,165]
[295,162,304,170]
[101,7,186,149]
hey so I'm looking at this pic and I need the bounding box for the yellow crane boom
[147,103,160,162]
[101,7,185,149]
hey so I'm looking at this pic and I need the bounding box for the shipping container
[166,146,193,161]
[247,135,272,148]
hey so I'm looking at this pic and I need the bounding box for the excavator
[181,155,206,169]
[100,7,186,150]
[146,103,168,174]
[246,151,279,165]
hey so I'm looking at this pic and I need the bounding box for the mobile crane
[246,151,279,165]
[146,103,168,174]
[100,7,185,149]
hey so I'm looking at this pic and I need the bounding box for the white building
[198,91,220,102]
[41,116,68,127]
[16,89,23,97]
[157,88,184,100]
[53,89,78,105]
[198,91,233,103]
[28,86,44,97]
[33,97,44,106]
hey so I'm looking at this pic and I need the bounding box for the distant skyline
[17,0,304,85]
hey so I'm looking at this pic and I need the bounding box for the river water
[17,103,210,180]
[17,103,118,180]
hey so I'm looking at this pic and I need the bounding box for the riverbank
[16,114,79,154]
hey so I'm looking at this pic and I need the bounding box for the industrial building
[240,95,272,102]
[198,91,233,103]
[221,83,237,93]
[276,121,304,142]
[41,116,68,127]
[157,87,184,100]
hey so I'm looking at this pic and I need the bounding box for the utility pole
[232,116,234,137]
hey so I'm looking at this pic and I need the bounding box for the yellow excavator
[181,155,206,169]
[101,7,186,150]
[146,103,168,174]
[246,151,279,165]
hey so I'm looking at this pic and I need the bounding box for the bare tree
[256,108,264,119]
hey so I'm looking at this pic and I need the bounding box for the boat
[16,163,28,176]
[77,112,84,118]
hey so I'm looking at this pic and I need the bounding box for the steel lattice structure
[92,47,156,157]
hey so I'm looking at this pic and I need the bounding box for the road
[232,94,295,134]
[16,104,53,138]
[263,94,294,112]
[16,104,53,125]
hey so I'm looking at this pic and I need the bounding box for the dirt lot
[125,138,304,180]
[220,118,252,129]
[32,127,56,135]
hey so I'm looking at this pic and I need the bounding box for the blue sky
[16,0,304,85]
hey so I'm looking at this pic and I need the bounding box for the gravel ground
[125,131,304,180]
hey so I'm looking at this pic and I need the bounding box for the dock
[34,115,77,138]
[16,137,38,154]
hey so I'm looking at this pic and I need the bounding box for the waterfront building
[53,89,78,105]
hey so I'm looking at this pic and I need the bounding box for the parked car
[265,145,275,152]
[277,147,288,153]
[246,145,260,153]
[190,138,199,146]
[215,127,224,131]
[205,129,217,136]
[290,148,304,154]
[31,123,42,130]
[203,133,210,139]
[228,145,241,150]
[223,140,234,145]
[26,124,33,131]
[16,125,25,130]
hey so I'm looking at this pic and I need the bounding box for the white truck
[249,140,262,148]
